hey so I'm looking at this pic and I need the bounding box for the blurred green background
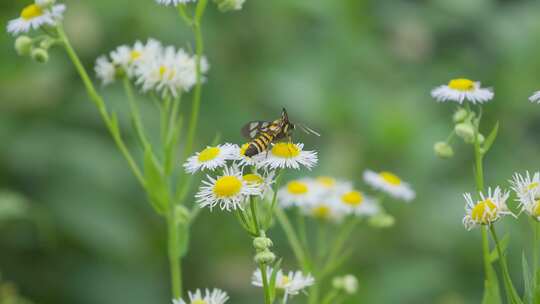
[2,0,540,303]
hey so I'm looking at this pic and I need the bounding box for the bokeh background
[2,0,540,303]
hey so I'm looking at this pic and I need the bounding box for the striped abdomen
[245,132,274,157]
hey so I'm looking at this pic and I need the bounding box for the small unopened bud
[368,213,395,228]
[452,108,468,123]
[31,48,49,63]
[254,250,276,264]
[253,237,273,251]
[454,122,475,143]
[15,36,33,56]
[215,0,246,12]
[433,142,454,159]
[342,275,359,294]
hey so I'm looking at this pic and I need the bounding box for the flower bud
[368,213,395,228]
[15,36,33,56]
[433,142,454,159]
[253,237,273,251]
[214,0,246,12]
[452,108,468,123]
[254,249,276,264]
[342,275,359,294]
[454,122,475,143]
[31,48,49,63]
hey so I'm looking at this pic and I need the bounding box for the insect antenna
[296,123,321,137]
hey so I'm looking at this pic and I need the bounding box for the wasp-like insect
[241,108,320,157]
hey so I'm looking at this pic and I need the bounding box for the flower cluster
[277,170,414,223]
[95,39,209,97]
[252,267,314,300]
[173,288,229,304]
[511,172,540,221]
[7,0,65,36]
[186,141,318,211]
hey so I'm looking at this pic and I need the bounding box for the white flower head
[233,143,264,168]
[184,143,237,174]
[156,0,196,6]
[242,170,275,198]
[172,288,229,304]
[302,200,345,223]
[277,178,321,208]
[252,267,314,300]
[510,171,540,220]
[7,3,66,35]
[363,170,415,202]
[94,56,116,86]
[255,142,318,170]
[332,189,380,217]
[313,176,353,193]
[196,166,261,211]
[332,274,359,295]
[431,78,494,104]
[529,91,540,103]
[462,187,513,230]
[135,46,209,97]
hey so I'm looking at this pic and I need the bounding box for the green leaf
[482,121,499,154]
[482,262,502,304]
[490,233,510,263]
[143,147,169,214]
[269,258,282,302]
[178,223,190,257]
[523,252,533,304]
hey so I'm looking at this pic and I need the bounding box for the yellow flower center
[21,4,43,20]
[240,143,250,156]
[213,176,242,197]
[448,78,475,91]
[130,50,142,61]
[379,171,401,186]
[528,182,539,191]
[243,174,264,185]
[317,176,336,187]
[313,205,331,219]
[198,147,220,162]
[341,191,364,206]
[533,200,540,217]
[192,300,207,304]
[271,143,300,158]
[471,199,497,224]
[287,181,308,195]
[280,275,291,286]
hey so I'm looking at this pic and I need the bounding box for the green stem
[167,211,182,299]
[56,25,146,188]
[123,77,150,149]
[490,225,521,303]
[275,208,310,272]
[259,263,272,304]
[250,196,261,236]
[534,220,539,293]
[183,0,207,160]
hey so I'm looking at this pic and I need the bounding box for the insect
[241,108,320,157]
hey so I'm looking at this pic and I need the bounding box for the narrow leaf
[523,252,533,303]
[143,147,169,214]
[482,121,499,154]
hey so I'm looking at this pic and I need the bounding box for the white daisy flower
[277,178,320,208]
[431,78,493,104]
[7,3,66,36]
[110,39,162,77]
[332,189,380,217]
[510,171,540,220]
[242,171,275,198]
[252,267,314,301]
[462,187,513,230]
[302,200,345,223]
[529,91,540,103]
[255,143,318,170]
[135,46,209,97]
[196,166,261,211]
[94,56,116,86]
[172,288,229,304]
[183,143,237,174]
[234,143,263,168]
[363,170,415,202]
[314,176,353,193]
[156,0,196,6]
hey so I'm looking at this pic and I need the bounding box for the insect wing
[241,121,271,139]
